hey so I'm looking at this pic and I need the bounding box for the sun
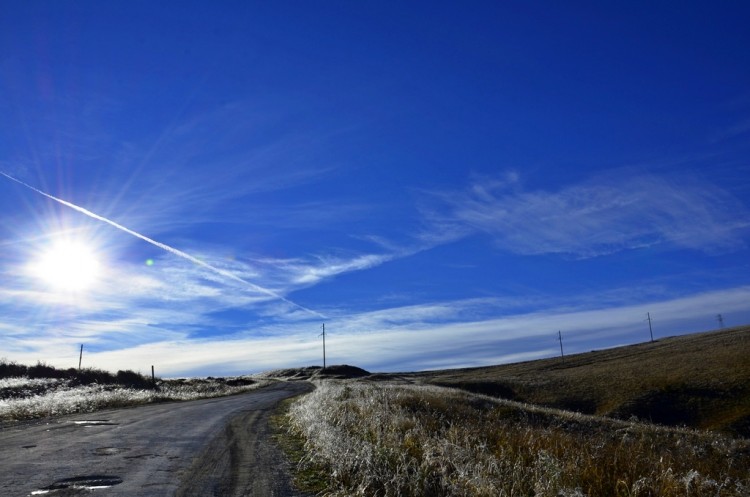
[30,239,102,292]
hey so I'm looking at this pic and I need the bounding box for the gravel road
[0,381,313,497]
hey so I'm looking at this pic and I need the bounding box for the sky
[1,1,749,377]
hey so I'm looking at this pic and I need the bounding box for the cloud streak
[289,253,400,285]
[427,171,750,258]
[0,171,324,319]
[11,284,749,376]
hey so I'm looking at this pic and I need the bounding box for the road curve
[0,381,313,497]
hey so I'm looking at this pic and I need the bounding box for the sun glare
[30,239,102,292]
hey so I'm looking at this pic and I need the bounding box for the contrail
[1,171,325,319]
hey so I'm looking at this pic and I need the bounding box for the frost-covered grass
[0,377,61,389]
[286,381,750,497]
[0,375,271,422]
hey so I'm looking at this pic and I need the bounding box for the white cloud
[288,253,397,285]
[428,171,750,258]
[14,285,748,376]
[249,244,424,290]
[5,165,748,377]
[0,232,422,362]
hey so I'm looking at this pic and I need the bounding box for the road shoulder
[174,381,314,497]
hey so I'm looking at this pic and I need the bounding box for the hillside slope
[412,325,750,437]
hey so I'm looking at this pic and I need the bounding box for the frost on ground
[286,381,750,497]
[0,375,272,422]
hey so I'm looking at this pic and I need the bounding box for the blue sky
[1,1,749,377]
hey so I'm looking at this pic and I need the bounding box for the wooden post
[321,323,326,370]
[78,344,83,370]
[151,365,155,385]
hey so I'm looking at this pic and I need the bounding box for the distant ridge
[263,364,370,381]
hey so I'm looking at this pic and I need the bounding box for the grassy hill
[409,325,750,437]
[281,328,750,496]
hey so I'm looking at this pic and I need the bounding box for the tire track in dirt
[174,403,309,496]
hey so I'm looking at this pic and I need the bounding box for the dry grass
[412,326,750,437]
[0,364,271,422]
[286,380,750,497]
[271,397,332,494]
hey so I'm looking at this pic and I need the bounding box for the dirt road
[0,381,313,497]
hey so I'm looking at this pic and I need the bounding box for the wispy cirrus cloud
[12,284,749,376]
[282,252,402,285]
[0,221,418,360]
[1,171,324,318]
[0,246,300,358]
[2,96,345,238]
[4,198,748,375]
[425,171,750,258]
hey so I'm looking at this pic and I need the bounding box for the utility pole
[646,312,654,342]
[319,323,326,370]
[717,314,725,328]
[78,344,83,370]
[558,331,564,362]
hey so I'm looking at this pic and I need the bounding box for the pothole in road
[72,420,118,427]
[123,452,157,460]
[94,447,130,456]
[30,475,123,495]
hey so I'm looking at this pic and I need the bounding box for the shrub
[0,360,27,379]
[115,370,154,389]
[73,367,116,386]
[28,361,66,379]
